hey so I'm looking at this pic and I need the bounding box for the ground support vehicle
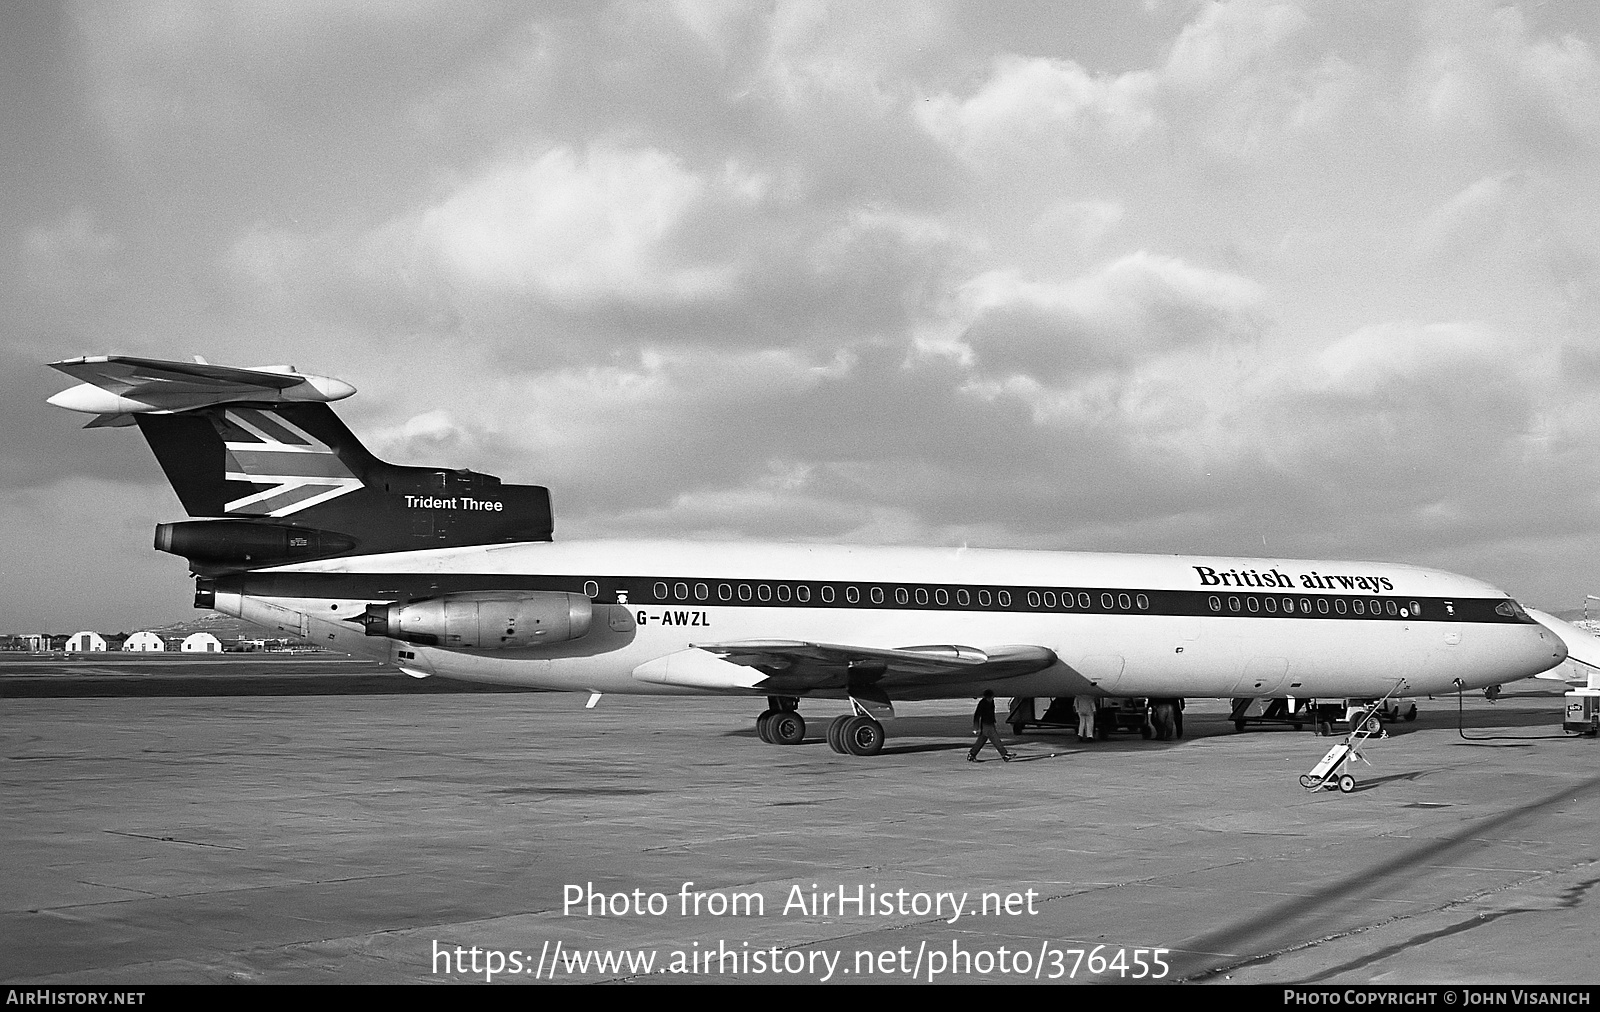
[1007,696,1175,740]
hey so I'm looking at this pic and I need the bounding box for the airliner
[48,355,1587,755]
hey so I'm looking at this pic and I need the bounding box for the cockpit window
[1495,599,1530,621]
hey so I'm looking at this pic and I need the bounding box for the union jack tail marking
[216,408,363,517]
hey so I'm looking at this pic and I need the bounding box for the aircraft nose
[1530,625,1569,677]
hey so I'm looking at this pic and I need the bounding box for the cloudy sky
[5,1,1600,631]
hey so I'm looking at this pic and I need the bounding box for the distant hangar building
[66,631,108,652]
[123,631,166,652]
[181,632,222,653]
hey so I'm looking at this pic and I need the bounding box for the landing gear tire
[1317,721,1333,737]
[756,709,777,743]
[1233,720,1246,733]
[841,715,885,756]
[827,714,852,754]
[1403,704,1418,722]
[1174,707,1184,738]
[1011,723,1026,736]
[1337,774,1356,793]
[769,711,806,745]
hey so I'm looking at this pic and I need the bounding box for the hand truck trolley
[1298,686,1396,793]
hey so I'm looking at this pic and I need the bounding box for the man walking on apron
[968,690,1015,762]
[1075,694,1097,741]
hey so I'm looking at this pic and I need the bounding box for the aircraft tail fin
[49,356,553,572]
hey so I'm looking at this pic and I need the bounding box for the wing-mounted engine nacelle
[360,591,592,650]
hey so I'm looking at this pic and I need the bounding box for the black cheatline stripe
[220,571,1529,625]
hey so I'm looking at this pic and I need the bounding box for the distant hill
[146,611,314,646]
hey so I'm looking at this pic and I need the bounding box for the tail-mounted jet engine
[360,591,592,650]
[156,520,358,569]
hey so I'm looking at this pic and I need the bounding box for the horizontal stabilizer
[48,355,354,416]
[83,413,136,428]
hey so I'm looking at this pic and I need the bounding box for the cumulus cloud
[918,54,1160,159]
[955,253,1268,378]
[1409,3,1600,153]
[22,208,120,291]
[414,147,750,306]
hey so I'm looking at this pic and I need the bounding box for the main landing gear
[753,696,887,756]
[756,696,805,745]
[826,714,885,756]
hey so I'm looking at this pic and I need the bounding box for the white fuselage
[211,539,1567,702]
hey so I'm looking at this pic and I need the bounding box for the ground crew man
[1075,694,1097,741]
[968,690,1015,762]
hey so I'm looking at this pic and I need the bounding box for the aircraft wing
[632,640,1057,693]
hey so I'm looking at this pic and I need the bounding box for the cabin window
[776,584,791,603]
[1136,594,1149,610]
[846,586,860,604]
[1409,600,1421,617]
[757,584,772,602]
[674,582,688,601]
[1209,596,1222,612]
[935,588,948,606]
[719,584,732,602]
[1101,593,1114,610]
[796,585,810,603]
[1228,596,1241,612]
[1027,591,1041,608]
[871,587,885,605]
[654,582,668,600]
[821,585,835,603]
[915,588,929,606]
[738,584,752,602]
[895,587,909,605]
[1352,599,1364,615]
[1118,593,1131,611]
[1301,598,1312,614]
[998,591,1012,607]
[1247,597,1260,613]
[694,583,708,601]
[1334,598,1346,614]
[1386,599,1398,616]
[978,589,992,607]
[584,580,599,599]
